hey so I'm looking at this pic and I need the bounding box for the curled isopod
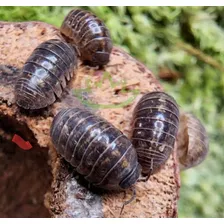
[60,9,112,66]
[176,112,209,170]
[50,107,141,191]
[131,91,180,180]
[15,39,77,110]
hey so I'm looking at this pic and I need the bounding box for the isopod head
[176,112,209,170]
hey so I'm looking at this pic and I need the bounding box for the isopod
[15,39,77,110]
[176,112,209,170]
[50,107,141,191]
[131,91,180,180]
[60,9,112,66]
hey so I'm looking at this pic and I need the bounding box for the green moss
[0,6,223,217]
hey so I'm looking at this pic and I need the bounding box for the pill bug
[131,91,180,180]
[60,9,113,67]
[50,107,141,191]
[15,39,77,110]
[176,112,209,170]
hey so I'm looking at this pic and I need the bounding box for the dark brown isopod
[50,107,141,191]
[176,112,209,170]
[15,39,77,110]
[60,9,112,66]
[131,91,180,180]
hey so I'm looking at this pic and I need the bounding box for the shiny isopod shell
[131,91,180,178]
[50,107,141,191]
[15,39,77,110]
[176,112,209,170]
[60,9,113,66]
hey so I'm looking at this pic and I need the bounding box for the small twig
[177,41,224,72]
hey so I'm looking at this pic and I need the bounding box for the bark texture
[0,21,180,218]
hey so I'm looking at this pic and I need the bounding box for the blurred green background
[0,6,223,218]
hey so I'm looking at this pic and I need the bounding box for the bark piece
[0,21,180,218]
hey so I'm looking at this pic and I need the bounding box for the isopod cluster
[12,8,209,215]
[15,9,112,110]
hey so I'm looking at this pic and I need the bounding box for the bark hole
[0,114,52,218]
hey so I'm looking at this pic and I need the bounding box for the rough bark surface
[0,21,180,218]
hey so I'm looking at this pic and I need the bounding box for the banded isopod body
[15,39,77,110]
[60,9,113,67]
[50,107,141,191]
[131,91,180,180]
[176,112,209,170]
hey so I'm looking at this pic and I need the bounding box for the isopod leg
[137,159,153,182]
[120,187,136,216]
[137,174,151,182]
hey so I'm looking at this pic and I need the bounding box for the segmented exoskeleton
[60,9,112,66]
[15,39,77,110]
[176,112,209,170]
[131,91,180,180]
[50,107,141,191]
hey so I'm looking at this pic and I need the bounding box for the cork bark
[0,21,180,218]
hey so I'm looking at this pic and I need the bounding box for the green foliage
[0,6,223,217]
